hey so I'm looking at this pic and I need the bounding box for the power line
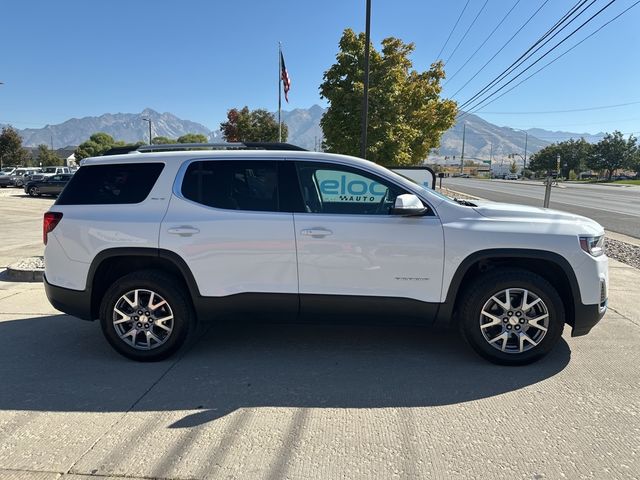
[435,0,470,61]
[480,100,640,114]
[444,0,490,65]
[450,0,551,99]
[459,0,619,117]
[459,0,598,110]
[507,116,640,128]
[445,0,522,86]
[466,0,638,116]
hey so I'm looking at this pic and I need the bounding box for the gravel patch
[606,237,640,269]
[10,256,44,271]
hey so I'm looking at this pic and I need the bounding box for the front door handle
[167,226,200,237]
[301,228,333,238]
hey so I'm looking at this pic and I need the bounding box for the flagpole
[278,42,282,143]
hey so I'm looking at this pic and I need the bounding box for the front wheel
[99,270,195,361]
[29,186,40,196]
[458,269,565,365]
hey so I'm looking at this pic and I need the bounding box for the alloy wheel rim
[479,288,549,354]
[112,289,174,350]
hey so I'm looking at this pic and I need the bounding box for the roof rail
[101,145,142,156]
[136,142,307,152]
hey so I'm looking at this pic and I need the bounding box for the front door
[293,161,444,319]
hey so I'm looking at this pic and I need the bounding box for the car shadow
[0,315,571,426]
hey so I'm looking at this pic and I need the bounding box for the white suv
[43,143,608,364]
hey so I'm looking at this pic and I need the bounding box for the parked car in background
[0,173,11,188]
[10,168,42,187]
[24,174,72,197]
[28,166,72,182]
[505,173,519,180]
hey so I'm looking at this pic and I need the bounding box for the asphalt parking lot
[0,188,639,479]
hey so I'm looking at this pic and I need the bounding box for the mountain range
[3,106,606,164]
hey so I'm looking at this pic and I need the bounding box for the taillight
[43,212,63,245]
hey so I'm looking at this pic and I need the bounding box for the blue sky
[1,0,639,137]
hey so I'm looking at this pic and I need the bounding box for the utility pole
[359,0,372,159]
[489,142,493,176]
[142,118,152,144]
[523,131,528,170]
[460,122,466,174]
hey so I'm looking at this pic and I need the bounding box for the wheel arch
[87,248,200,320]
[436,249,579,328]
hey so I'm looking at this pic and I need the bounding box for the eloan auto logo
[317,172,387,203]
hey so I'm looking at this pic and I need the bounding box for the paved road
[443,178,640,238]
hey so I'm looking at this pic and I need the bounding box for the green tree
[509,161,518,174]
[36,144,62,166]
[587,131,637,180]
[176,133,209,143]
[74,132,125,160]
[319,28,457,165]
[631,149,640,175]
[151,136,176,144]
[528,138,592,176]
[0,126,31,167]
[220,107,287,142]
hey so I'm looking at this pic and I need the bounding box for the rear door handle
[167,226,200,237]
[301,228,333,238]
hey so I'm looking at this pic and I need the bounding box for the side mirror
[391,194,427,216]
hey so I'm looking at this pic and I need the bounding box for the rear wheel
[28,186,40,196]
[99,270,195,361]
[459,268,565,365]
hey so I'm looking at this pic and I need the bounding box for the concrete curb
[439,188,483,201]
[605,230,640,247]
[4,257,44,282]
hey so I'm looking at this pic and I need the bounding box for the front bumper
[44,274,94,321]
[571,299,607,337]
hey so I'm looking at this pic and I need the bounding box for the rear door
[159,158,299,318]
[41,176,60,194]
[292,160,444,318]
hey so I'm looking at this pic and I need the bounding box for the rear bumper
[44,274,94,321]
[571,299,607,337]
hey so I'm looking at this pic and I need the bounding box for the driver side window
[296,162,407,215]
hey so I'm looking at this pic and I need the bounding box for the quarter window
[56,163,164,205]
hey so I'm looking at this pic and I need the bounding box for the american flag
[280,51,291,102]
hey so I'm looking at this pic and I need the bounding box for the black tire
[458,268,565,366]
[99,270,195,361]
[28,186,39,197]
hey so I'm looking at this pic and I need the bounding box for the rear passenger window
[181,161,279,212]
[56,163,164,205]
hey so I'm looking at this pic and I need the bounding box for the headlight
[579,235,605,257]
